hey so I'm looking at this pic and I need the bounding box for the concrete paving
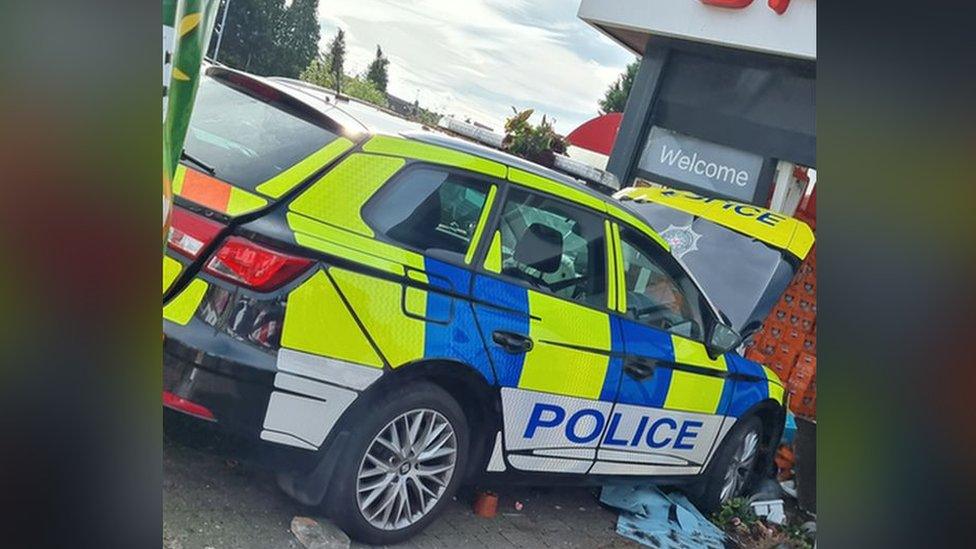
[163,415,639,549]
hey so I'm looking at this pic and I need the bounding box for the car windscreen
[182,76,340,192]
[626,201,796,334]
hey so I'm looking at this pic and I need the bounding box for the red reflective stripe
[163,391,216,421]
[180,168,232,212]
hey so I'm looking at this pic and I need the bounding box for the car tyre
[688,415,764,514]
[325,381,468,545]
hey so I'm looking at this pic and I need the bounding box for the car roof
[267,76,634,207]
[269,77,427,135]
[249,72,664,243]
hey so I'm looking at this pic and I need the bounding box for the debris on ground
[600,485,726,549]
[781,411,797,445]
[712,497,814,549]
[514,500,524,511]
[473,490,499,518]
[750,499,786,525]
[775,444,796,481]
[780,479,797,499]
[290,516,350,549]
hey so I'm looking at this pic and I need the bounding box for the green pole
[162,0,220,243]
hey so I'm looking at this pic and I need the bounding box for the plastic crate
[777,340,800,360]
[785,326,806,346]
[789,391,817,418]
[802,333,816,354]
[781,288,801,309]
[768,358,793,384]
[798,316,815,334]
[764,321,789,342]
[800,276,816,296]
[771,304,794,325]
[788,353,817,394]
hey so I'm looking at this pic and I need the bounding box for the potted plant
[501,108,568,168]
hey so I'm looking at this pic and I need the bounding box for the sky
[316,0,637,135]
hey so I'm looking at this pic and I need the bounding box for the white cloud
[317,0,634,133]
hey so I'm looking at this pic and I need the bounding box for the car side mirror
[706,322,741,359]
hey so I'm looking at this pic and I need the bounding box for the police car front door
[473,188,619,475]
[589,225,730,476]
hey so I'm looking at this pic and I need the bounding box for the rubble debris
[775,444,796,481]
[290,516,350,549]
[473,490,498,518]
[600,485,725,548]
[750,499,786,525]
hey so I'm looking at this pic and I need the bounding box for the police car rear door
[590,223,728,476]
[473,187,618,475]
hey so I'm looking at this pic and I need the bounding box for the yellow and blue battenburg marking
[212,135,785,429]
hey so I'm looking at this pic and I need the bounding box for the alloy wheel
[355,409,458,530]
[719,429,759,503]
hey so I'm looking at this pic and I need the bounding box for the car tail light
[205,236,313,291]
[163,391,215,421]
[167,207,224,259]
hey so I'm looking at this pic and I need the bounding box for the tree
[328,29,346,96]
[598,59,640,114]
[277,0,320,78]
[300,48,390,109]
[365,45,390,93]
[210,0,320,78]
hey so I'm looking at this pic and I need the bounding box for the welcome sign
[637,126,764,202]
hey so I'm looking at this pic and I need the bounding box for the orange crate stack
[746,244,817,419]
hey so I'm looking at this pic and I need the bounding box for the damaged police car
[163,66,813,544]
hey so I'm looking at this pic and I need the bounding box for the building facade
[578,0,815,215]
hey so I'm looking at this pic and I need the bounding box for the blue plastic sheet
[782,411,797,445]
[600,484,726,549]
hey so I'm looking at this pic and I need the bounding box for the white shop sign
[637,126,764,202]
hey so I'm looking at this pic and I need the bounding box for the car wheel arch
[369,358,501,481]
[723,398,785,477]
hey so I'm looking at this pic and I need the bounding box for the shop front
[578,0,819,431]
[577,0,816,218]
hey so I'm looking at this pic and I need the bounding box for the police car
[163,66,814,544]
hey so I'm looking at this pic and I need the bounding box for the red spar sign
[699,0,792,15]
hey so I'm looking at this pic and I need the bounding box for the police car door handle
[492,330,533,354]
[623,356,657,380]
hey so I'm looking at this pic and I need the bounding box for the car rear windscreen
[182,76,340,192]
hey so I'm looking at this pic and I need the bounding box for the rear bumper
[163,346,270,436]
[163,324,320,473]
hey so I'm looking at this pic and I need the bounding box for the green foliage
[328,28,346,94]
[299,54,333,87]
[780,523,815,549]
[365,45,390,93]
[342,76,388,107]
[712,497,759,530]
[502,108,567,167]
[414,107,441,127]
[712,498,815,549]
[598,59,640,114]
[300,53,389,109]
[213,0,320,78]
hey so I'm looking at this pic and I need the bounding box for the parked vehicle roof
[216,68,660,237]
